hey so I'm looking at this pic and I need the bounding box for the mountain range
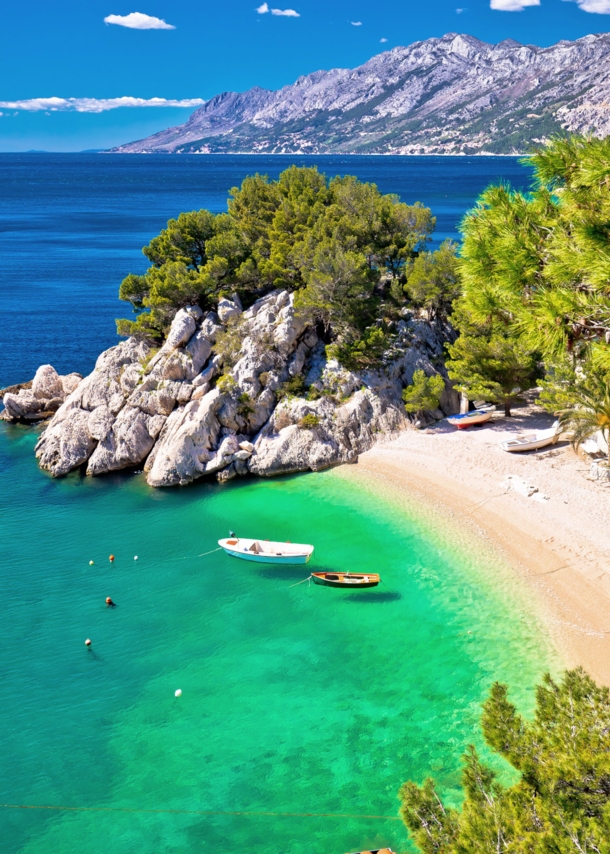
[112,32,610,156]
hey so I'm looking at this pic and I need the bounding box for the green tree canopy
[402,370,445,419]
[117,166,436,366]
[400,667,610,853]
[458,136,610,376]
[446,304,538,416]
[404,240,461,322]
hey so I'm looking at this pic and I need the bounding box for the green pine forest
[116,138,610,851]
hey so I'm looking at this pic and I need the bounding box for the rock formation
[1,365,82,422]
[3,291,457,486]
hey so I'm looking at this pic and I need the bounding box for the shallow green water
[0,424,557,854]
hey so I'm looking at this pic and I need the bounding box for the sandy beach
[340,399,610,686]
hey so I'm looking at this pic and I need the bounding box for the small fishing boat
[218,537,314,565]
[347,849,394,854]
[311,571,380,589]
[447,409,493,429]
[500,421,560,453]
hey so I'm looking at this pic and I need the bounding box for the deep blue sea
[0,154,531,388]
[0,155,555,854]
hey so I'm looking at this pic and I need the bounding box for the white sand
[339,399,610,685]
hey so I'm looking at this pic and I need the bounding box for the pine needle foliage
[458,136,610,369]
[399,667,610,854]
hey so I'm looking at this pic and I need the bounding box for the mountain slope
[113,33,610,155]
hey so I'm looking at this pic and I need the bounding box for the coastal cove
[1,153,563,854]
[0,425,559,854]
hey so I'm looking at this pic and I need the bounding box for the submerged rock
[26,290,456,486]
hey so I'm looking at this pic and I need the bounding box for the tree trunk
[504,400,512,417]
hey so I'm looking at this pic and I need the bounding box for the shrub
[298,414,320,429]
[277,375,306,400]
[216,374,237,393]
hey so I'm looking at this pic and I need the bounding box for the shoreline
[337,404,610,686]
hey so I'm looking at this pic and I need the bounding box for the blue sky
[1,0,608,151]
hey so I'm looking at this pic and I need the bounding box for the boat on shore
[499,421,560,453]
[447,409,493,429]
[218,537,314,564]
[312,571,380,589]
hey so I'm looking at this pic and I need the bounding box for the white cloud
[103,12,175,29]
[490,0,539,8]
[456,6,465,11]
[351,20,362,25]
[257,3,300,15]
[569,0,610,12]
[0,97,205,113]
[380,37,388,42]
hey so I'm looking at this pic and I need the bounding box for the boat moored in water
[447,409,493,429]
[311,571,380,588]
[218,537,314,564]
[347,849,394,854]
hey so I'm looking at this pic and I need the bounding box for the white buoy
[175,689,182,697]
[89,560,94,566]
[134,556,138,561]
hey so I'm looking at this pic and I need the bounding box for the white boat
[499,421,560,453]
[218,537,314,564]
[447,409,493,429]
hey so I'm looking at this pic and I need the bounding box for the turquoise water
[0,424,557,853]
[0,153,553,852]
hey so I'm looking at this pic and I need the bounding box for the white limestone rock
[86,406,160,475]
[35,409,96,477]
[146,389,224,487]
[32,365,64,400]
[217,297,242,323]
[2,365,84,422]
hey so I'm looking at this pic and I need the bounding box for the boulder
[217,297,242,323]
[32,365,64,400]
[2,365,84,423]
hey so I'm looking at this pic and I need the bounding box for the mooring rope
[0,803,399,820]
[288,575,312,588]
[197,547,222,558]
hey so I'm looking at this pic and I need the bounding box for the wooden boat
[447,409,493,429]
[347,849,394,854]
[218,537,314,564]
[500,421,560,453]
[312,571,380,589]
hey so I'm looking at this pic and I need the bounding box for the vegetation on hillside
[118,138,610,426]
[399,667,610,853]
[117,166,441,367]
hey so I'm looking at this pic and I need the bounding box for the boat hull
[222,547,311,565]
[312,573,379,588]
[501,436,558,453]
[218,538,314,565]
[447,410,493,429]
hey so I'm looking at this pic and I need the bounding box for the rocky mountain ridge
[113,32,610,156]
[3,293,458,487]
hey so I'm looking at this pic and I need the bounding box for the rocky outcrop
[1,365,82,422]
[27,291,457,486]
